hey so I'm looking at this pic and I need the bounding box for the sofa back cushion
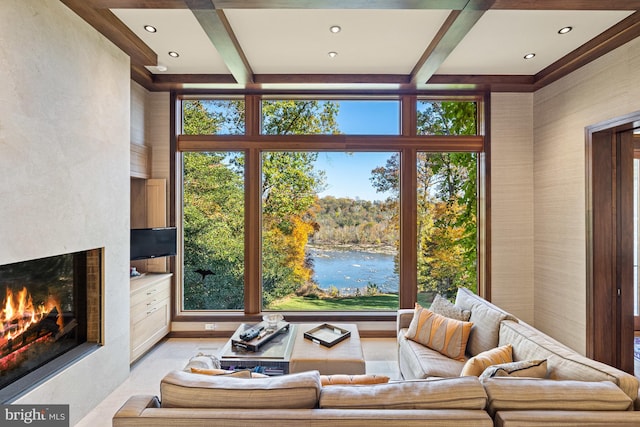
[319,376,487,410]
[455,287,518,356]
[499,319,639,401]
[483,377,633,416]
[160,370,321,409]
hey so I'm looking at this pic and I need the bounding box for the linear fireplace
[0,249,102,402]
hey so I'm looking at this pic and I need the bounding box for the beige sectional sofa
[113,370,494,426]
[113,287,640,426]
[398,287,640,425]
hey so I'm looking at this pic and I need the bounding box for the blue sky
[315,101,399,201]
[316,152,395,201]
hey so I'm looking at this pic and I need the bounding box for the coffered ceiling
[60,0,640,92]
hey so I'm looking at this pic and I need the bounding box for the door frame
[586,110,640,374]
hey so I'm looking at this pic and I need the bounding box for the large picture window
[177,96,484,316]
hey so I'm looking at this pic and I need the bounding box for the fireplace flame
[1,287,63,344]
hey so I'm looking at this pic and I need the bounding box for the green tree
[182,152,244,309]
[371,101,477,298]
[260,100,339,307]
[182,100,340,309]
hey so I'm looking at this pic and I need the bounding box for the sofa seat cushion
[398,329,466,379]
[494,410,640,427]
[160,369,321,409]
[455,287,518,356]
[483,377,633,416]
[499,319,639,401]
[319,376,487,410]
[405,304,472,361]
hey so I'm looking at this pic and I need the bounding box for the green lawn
[268,292,433,311]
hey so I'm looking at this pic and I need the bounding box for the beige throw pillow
[405,303,473,361]
[460,344,513,377]
[479,359,547,380]
[430,294,471,321]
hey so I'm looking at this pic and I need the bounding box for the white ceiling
[224,9,451,75]
[437,10,633,75]
[112,9,230,74]
[111,7,634,81]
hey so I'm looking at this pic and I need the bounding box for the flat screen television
[130,227,177,260]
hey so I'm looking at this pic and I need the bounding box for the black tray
[303,323,350,347]
[231,321,289,352]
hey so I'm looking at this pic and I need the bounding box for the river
[306,247,398,295]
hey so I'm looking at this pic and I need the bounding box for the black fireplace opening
[0,249,102,401]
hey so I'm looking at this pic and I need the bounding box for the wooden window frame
[170,92,490,323]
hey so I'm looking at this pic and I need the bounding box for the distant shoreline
[307,243,396,256]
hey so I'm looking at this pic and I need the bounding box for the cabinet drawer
[131,279,171,308]
[131,295,169,325]
[130,299,170,361]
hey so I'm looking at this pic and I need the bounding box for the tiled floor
[76,336,399,427]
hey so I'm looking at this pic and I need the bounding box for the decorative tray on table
[303,323,350,348]
[231,321,290,352]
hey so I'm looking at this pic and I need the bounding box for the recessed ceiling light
[168,51,180,58]
[143,25,157,33]
[328,51,338,58]
[524,53,536,60]
[329,25,341,33]
[558,26,573,34]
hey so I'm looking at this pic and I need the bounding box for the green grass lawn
[268,292,433,311]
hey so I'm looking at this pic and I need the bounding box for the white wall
[0,1,131,424]
[533,36,640,353]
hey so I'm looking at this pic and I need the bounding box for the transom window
[175,96,484,317]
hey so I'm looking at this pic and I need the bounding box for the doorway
[586,111,640,375]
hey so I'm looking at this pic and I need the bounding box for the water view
[307,248,398,295]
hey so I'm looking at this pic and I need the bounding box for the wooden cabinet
[130,273,172,363]
[130,178,168,273]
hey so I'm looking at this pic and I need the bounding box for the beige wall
[533,37,640,353]
[0,0,130,423]
[490,93,535,325]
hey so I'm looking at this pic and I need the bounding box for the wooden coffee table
[219,322,365,375]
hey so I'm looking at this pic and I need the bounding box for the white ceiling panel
[437,10,633,75]
[111,9,230,74]
[224,9,452,75]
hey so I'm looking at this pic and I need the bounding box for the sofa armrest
[113,395,160,419]
[397,309,414,335]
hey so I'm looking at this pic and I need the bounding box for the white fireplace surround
[0,1,130,424]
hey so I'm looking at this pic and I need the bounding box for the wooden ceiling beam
[197,1,467,9]
[185,0,254,85]
[86,0,188,8]
[492,0,640,10]
[427,74,535,92]
[84,0,467,9]
[410,0,495,86]
[60,0,157,67]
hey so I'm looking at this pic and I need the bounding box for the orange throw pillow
[320,374,390,386]
[460,344,513,377]
[405,303,473,361]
